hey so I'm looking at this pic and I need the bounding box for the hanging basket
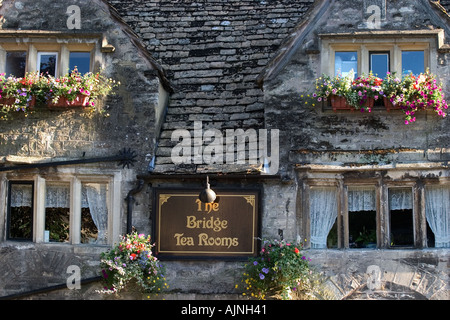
[48,94,89,108]
[330,95,352,111]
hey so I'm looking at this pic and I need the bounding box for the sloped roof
[108,0,316,173]
[109,0,449,175]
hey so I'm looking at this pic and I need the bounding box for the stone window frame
[300,171,450,250]
[0,31,114,77]
[319,30,443,77]
[0,168,122,246]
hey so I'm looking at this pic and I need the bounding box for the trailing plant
[345,72,383,110]
[98,232,168,295]
[238,239,323,300]
[0,68,119,120]
[310,69,448,124]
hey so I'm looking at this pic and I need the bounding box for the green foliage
[0,68,119,119]
[310,69,448,124]
[238,239,323,300]
[98,232,168,295]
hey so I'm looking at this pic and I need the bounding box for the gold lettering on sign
[197,233,239,248]
[195,198,219,213]
[186,216,228,232]
[174,233,194,246]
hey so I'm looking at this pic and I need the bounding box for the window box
[331,95,352,111]
[383,96,400,112]
[1,95,36,107]
[48,94,89,108]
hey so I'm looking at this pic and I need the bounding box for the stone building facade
[0,0,448,300]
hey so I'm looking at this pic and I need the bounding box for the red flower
[130,253,137,260]
[294,248,299,254]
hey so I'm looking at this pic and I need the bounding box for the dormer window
[0,31,113,78]
[321,30,441,78]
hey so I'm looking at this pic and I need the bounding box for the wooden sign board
[153,189,260,259]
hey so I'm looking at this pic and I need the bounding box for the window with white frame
[306,179,449,249]
[5,174,119,245]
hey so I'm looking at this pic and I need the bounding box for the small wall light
[199,176,216,203]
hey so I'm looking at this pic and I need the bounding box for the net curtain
[10,183,109,244]
[425,186,450,248]
[310,187,338,248]
[348,187,376,212]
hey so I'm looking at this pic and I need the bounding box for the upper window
[37,52,58,76]
[331,47,427,78]
[370,51,390,78]
[69,52,91,74]
[401,50,425,76]
[335,51,358,77]
[321,31,437,79]
[0,33,100,77]
[5,51,27,77]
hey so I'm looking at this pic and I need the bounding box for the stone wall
[0,0,165,298]
[0,0,449,300]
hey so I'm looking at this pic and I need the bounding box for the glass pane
[5,51,27,77]
[38,53,57,76]
[402,51,424,76]
[335,51,358,78]
[370,52,389,78]
[425,186,450,248]
[8,183,33,240]
[69,52,90,74]
[389,188,414,247]
[45,183,70,243]
[81,183,109,245]
[310,187,338,248]
[348,187,377,248]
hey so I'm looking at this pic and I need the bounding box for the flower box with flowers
[309,69,447,124]
[0,68,119,120]
[330,94,352,111]
[48,93,90,108]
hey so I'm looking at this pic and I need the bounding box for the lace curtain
[310,187,338,249]
[10,184,33,207]
[389,188,413,210]
[425,186,450,248]
[11,183,108,244]
[83,183,109,245]
[348,187,376,212]
[45,184,70,208]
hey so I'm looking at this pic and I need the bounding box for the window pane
[8,182,33,240]
[81,183,109,245]
[310,187,338,248]
[335,51,358,78]
[389,188,414,247]
[5,51,27,77]
[370,52,389,78]
[402,51,424,76]
[69,52,90,74]
[425,186,450,248]
[38,52,58,76]
[348,187,377,248]
[45,183,70,243]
